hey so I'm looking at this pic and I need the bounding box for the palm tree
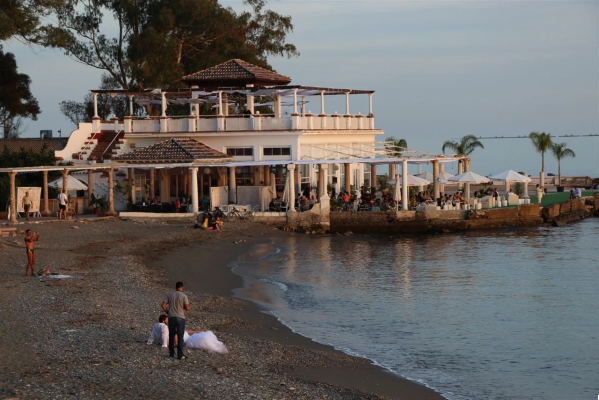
[385,137,407,178]
[441,135,484,172]
[551,142,575,186]
[385,136,407,157]
[528,132,553,187]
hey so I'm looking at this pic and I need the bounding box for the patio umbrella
[48,175,88,190]
[438,171,455,182]
[415,171,434,182]
[388,174,431,186]
[448,171,491,199]
[489,170,531,182]
[489,169,531,196]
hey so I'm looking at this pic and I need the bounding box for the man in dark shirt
[162,282,190,359]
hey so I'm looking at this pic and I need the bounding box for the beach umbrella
[448,171,491,199]
[438,171,455,182]
[48,175,88,190]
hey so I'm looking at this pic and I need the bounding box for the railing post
[124,116,132,133]
[332,112,340,129]
[253,112,262,130]
[356,113,363,129]
[187,116,196,132]
[306,112,313,129]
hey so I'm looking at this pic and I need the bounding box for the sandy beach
[0,218,443,399]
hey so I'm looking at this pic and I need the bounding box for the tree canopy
[551,142,575,183]
[0,46,41,133]
[385,137,408,157]
[41,0,298,90]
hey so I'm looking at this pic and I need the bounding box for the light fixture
[333,164,340,171]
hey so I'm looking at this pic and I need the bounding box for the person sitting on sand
[24,229,40,276]
[213,216,223,231]
[147,314,169,347]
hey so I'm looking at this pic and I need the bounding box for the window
[226,147,253,156]
[263,147,291,156]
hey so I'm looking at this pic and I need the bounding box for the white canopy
[415,172,434,181]
[448,171,491,184]
[388,175,431,186]
[439,171,455,181]
[489,170,531,182]
[48,175,88,190]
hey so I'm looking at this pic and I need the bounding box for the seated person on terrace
[269,199,276,211]
[300,196,310,211]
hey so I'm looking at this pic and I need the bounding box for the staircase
[88,130,125,162]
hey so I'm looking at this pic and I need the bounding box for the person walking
[162,282,190,359]
[22,191,33,221]
[57,189,68,219]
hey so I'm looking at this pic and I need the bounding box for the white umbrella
[448,171,491,200]
[489,170,531,182]
[48,175,88,190]
[415,171,434,181]
[388,174,431,186]
[439,171,455,181]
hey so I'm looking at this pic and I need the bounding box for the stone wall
[329,205,543,234]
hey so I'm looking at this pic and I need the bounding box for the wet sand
[158,229,444,400]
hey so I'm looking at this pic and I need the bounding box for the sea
[231,218,599,400]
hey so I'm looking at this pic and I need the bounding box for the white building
[56,59,388,210]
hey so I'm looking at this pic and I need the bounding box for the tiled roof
[181,59,291,87]
[0,138,68,153]
[112,138,231,163]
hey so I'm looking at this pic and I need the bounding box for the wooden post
[87,169,94,213]
[62,169,70,219]
[150,168,155,200]
[107,167,117,216]
[42,170,52,217]
[370,164,377,190]
[344,163,351,193]
[9,171,17,224]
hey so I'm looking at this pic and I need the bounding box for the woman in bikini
[24,229,40,276]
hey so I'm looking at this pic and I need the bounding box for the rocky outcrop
[542,193,598,226]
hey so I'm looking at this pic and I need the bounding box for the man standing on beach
[162,282,190,359]
[24,229,40,276]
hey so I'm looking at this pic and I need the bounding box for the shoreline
[155,229,445,400]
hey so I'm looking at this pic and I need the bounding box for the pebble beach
[0,218,443,399]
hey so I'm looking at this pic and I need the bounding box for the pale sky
[4,0,599,177]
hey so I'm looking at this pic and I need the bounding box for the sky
[4,0,599,177]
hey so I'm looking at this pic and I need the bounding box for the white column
[128,95,134,116]
[293,88,298,115]
[368,93,373,115]
[218,91,223,116]
[402,159,409,211]
[161,92,166,117]
[228,167,236,204]
[345,92,350,115]
[301,96,306,116]
[433,160,440,199]
[248,95,255,113]
[320,91,326,115]
[275,94,282,117]
[93,93,99,118]
[190,167,198,213]
[523,174,530,199]
[439,162,445,194]
[288,164,296,212]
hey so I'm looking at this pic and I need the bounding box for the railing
[101,130,123,160]
[128,114,375,134]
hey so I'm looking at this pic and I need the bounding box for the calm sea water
[232,219,599,400]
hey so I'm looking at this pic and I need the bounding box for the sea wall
[328,204,544,234]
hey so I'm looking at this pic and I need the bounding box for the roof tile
[112,138,231,163]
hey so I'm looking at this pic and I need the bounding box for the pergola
[1,139,463,224]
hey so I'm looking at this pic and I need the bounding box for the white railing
[168,118,188,132]
[132,119,160,133]
[197,118,216,131]
[262,117,292,130]
[224,118,252,131]
[127,114,375,134]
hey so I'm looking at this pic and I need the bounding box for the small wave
[259,278,288,292]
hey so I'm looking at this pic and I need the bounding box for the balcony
[93,113,376,135]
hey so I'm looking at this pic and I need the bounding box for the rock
[72,226,79,229]
[343,231,353,236]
